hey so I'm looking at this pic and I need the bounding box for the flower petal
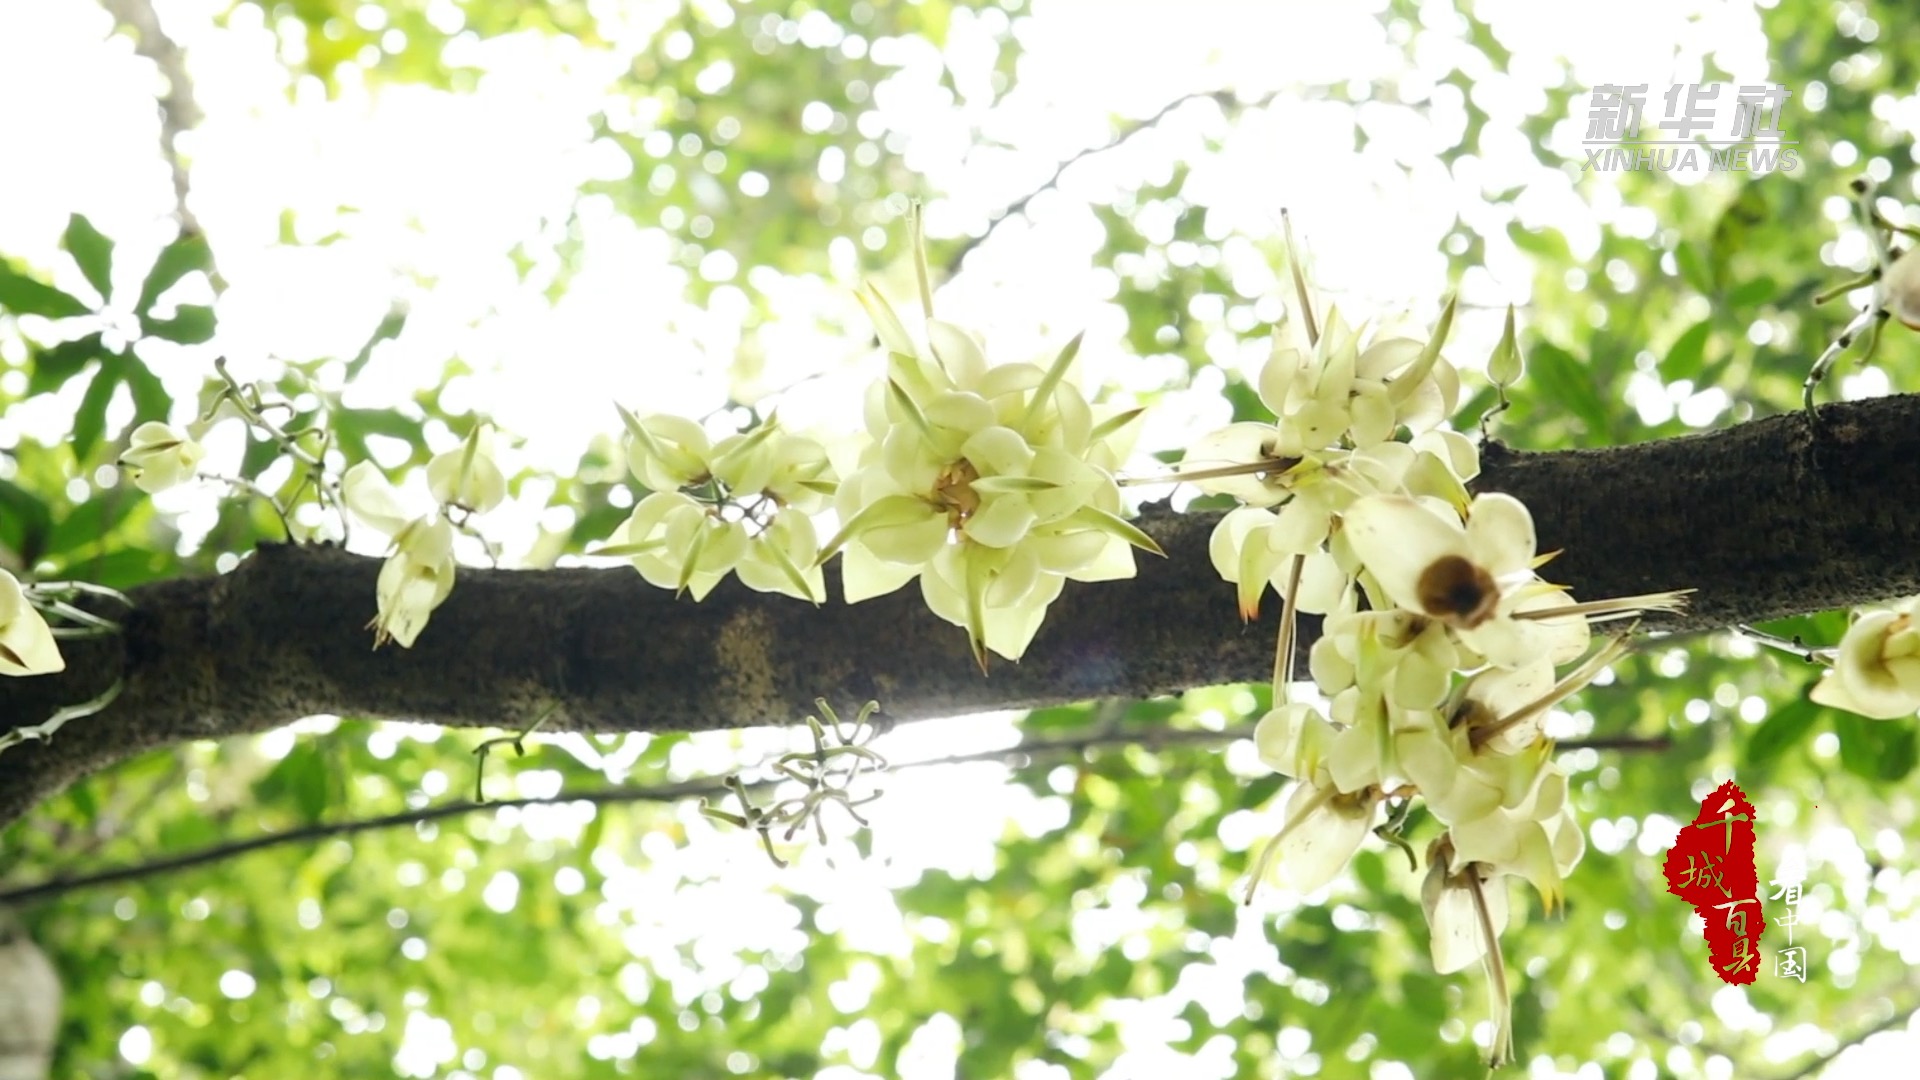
[1340,495,1470,615]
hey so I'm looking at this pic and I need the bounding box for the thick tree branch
[2,395,1918,828]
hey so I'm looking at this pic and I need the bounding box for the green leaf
[1220,377,1275,424]
[1506,221,1570,263]
[332,406,427,465]
[1527,341,1611,436]
[45,490,143,559]
[1663,320,1712,381]
[1744,695,1820,766]
[0,261,91,319]
[257,742,333,824]
[134,231,211,315]
[124,358,172,425]
[27,333,107,397]
[969,475,1062,494]
[0,478,54,565]
[1873,724,1916,782]
[1674,241,1713,296]
[1728,274,1779,311]
[1707,182,1769,296]
[71,359,124,462]
[346,307,408,380]
[239,430,283,479]
[1021,329,1084,432]
[1833,713,1919,783]
[62,213,114,301]
[140,304,217,344]
[886,376,933,440]
[54,546,171,590]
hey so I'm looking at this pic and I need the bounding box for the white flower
[1421,835,1516,1067]
[1253,701,1339,780]
[1342,492,1582,668]
[1308,607,1460,711]
[0,570,64,676]
[1394,702,1555,826]
[371,516,456,648]
[712,427,836,513]
[343,462,459,648]
[1810,599,1920,719]
[1421,838,1512,975]
[1207,501,1346,620]
[342,462,420,536]
[1246,776,1377,897]
[427,426,506,513]
[619,408,713,492]
[915,541,1066,662]
[120,421,204,494]
[1447,760,1585,913]
[735,509,826,603]
[827,281,1158,667]
[613,491,749,600]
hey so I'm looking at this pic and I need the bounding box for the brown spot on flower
[1449,698,1494,732]
[1417,554,1499,628]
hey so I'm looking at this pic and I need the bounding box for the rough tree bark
[2,395,1918,829]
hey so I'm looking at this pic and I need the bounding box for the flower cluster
[585,213,1158,670]
[1196,283,1688,1066]
[820,275,1159,669]
[605,409,836,604]
[343,425,505,648]
[1809,595,1920,719]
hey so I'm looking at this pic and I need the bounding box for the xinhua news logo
[1579,83,1800,175]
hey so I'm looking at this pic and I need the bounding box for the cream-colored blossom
[614,491,749,601]
[0,571,64,677]
[1810,598,1920,719]
[120,421,204,494]
[1246,774,1378,897]
[827,279,1158,667]
[426,426,506,513]
[735,509,826,603]
[342,462,465,648]
[370,516,456,648]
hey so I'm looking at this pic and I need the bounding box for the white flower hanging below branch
[1175,225,1690,1069]
[343,424,505,649]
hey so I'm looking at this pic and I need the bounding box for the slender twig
[200,473,293,539]
[943,89,1239,274]
[0,719,1668,906]
[471,703,558,803]
[100,0,207,244]
[0,725,1222,904]
[1772,999,1920,1080]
